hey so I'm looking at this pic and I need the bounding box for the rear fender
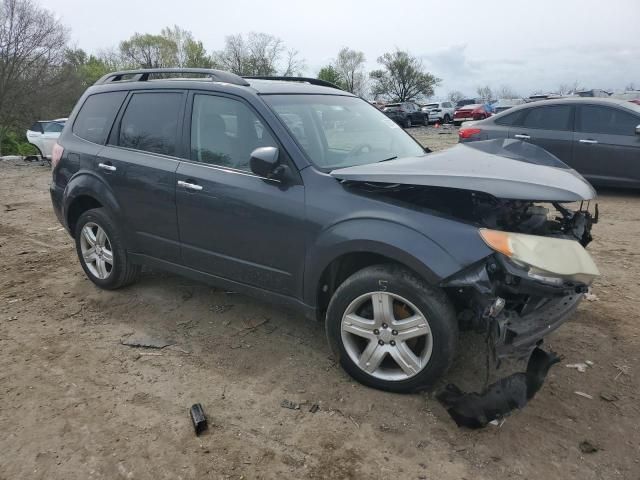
[63,170,123,232]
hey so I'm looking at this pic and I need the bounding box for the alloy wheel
[79,222,113,280]
[340,292,433,381]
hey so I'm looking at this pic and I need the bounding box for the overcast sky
[40,0,639,99]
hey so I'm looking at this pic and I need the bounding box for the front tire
[443,114,451,124]
[326,264,458,393]
[404,117,412,128]
[74,208,139,290]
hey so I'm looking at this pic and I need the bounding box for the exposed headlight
[479,228,600,284]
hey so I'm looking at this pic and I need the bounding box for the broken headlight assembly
[479,228,600,286]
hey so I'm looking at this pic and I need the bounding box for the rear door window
[73,91,127,144]
[117,92,183,156]
[44,122,64,133]
[577,105,640,136]
[521,105,573,131]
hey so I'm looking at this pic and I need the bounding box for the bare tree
[496,85,519,99]
[476,85,493,102]
[281,48,305,76]
[370,49,440,102]
[160,25,212,68]
[334,47,367,95]
[447,90,465,104]
[213,32,301,76]
[557,81,583,95]
[0,0,68,153]
[625,82,636,91]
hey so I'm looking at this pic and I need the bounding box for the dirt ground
[1,127,639,479]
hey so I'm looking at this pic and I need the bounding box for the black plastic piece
[190,403,208,435]
[243,76,342,90]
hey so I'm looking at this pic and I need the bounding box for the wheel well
[67,195,102,233]
[316,252,407,319]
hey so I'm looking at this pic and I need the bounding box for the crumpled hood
[330,139,596,202]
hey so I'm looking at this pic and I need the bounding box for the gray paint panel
[330,139,596,202]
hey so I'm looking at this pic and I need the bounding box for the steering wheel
[348,143,374,157]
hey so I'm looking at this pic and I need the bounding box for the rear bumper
[49,183,67,230]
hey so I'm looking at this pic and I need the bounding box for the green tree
[370,50,440,102]
[333,47,366,95]
[317,65,344,88]
[119,33,178,68]
[0,0,68,154]
[161,25,213,68]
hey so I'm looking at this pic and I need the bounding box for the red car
[453,104,492,126]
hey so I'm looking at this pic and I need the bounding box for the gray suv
[50,68,600,393]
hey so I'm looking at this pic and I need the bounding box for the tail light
[459,128,481,139]
[51,143,64,169]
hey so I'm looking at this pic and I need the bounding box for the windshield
[262,95,425,170]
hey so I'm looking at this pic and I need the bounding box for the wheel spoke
[371,292,393,326]
[96,258,108,279]
[83,247,97,262]
[390,342,421,376]
[342,313,376,339]
[358,340,386,373]
[393,314,430,341]
[95,227,107,247]
[102,248,113,265]
[82,226,96,247]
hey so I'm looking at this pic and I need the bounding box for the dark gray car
[459,97,640,188]
[50,68,599,395]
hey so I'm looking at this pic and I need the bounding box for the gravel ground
[1,131,639,479]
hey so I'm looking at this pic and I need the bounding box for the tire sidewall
[74,208,128,289]
[326,265,457,393]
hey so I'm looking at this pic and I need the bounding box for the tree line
[0,0,445,154]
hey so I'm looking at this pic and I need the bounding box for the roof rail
[243,76,342,90]
[94,68,250,86]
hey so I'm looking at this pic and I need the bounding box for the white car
[421,101,455,124]
[26,118,67,158]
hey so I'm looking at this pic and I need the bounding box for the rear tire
[74,208,139,290]
[405,117,412,128]
[443,114,451,124]
[325,264,458,393]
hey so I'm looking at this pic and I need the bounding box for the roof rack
[243,76,342,90]
[94,68,250,86]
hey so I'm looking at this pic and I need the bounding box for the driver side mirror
[250,146,287,180]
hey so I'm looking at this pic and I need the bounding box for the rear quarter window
[494,110,524,126]
[521,105,573,131]
[73,91,127,144]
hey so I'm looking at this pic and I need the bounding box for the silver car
[458,97,640,188]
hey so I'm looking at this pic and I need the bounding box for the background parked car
[611,91,640,106]
[382,102,426,127]
[26,118,67,158]
[492,98,526,114]
[453,104,492,126]
[421,101,454,124]
[454,98,480,110]
[457,97,640,188]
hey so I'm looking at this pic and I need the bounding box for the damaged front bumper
[442,252,593,360]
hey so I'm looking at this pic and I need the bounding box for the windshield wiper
[377,156,397,163]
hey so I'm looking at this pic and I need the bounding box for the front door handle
[514,134,530,140]
[177,180,203,191]
[98,162,116,172]
[579,139,598,144]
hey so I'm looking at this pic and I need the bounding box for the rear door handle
[98,162,116,172]
[178,180,203,191]
[579,139,598,144]
[514,134,530,140]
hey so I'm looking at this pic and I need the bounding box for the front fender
[303,218,468,306]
